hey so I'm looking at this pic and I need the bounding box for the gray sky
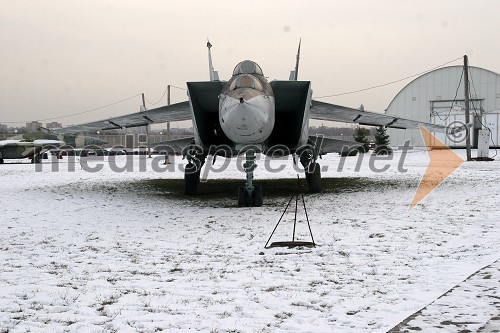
[1,0,499,128]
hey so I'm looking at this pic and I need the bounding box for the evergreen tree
[353,127,370,153]
[374,126,393,155]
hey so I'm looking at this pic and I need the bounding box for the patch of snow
[0,150,498,332]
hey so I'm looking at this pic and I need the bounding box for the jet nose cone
[219,94,275,144]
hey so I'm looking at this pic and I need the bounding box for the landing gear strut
[300,147,322,193]
[238,149,263,207]
[184,155,205,195]
[305,162,322,193]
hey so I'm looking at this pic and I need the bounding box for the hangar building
[385,66,500,147]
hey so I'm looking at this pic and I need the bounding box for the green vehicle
[0,131,107,163]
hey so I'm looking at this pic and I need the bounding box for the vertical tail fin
[207,39,219,81]
[289,38,301,81]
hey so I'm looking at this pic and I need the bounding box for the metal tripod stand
[264,175,316,248]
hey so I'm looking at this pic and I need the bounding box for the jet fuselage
[218,60,275,147]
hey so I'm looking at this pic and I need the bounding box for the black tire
[307,162,322,193]
[252,185,263,207]
[238,185,247,207]
[195,169,201,184]
[0,159,4,164]
[184,163,198,195]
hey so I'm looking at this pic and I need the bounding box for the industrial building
[25,121,42,133]
[385,66,500,147]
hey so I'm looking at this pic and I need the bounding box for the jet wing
[309,100,445,132]
[55,101,192,134]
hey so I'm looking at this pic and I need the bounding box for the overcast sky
[1,0,499,128]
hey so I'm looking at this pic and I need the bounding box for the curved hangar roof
[385,65,500,146]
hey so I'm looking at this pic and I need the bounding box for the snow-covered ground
[389,258,500,332]
[0,149,499,332]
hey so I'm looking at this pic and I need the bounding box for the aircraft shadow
[142,177,405,203]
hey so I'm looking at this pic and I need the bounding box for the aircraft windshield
[232,60,264,76]
[229,75,263,91]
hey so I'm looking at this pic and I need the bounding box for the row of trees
[354,126,392,155]
[309,126,371,137]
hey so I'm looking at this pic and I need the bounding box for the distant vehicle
[0,131,107,163]
[0,139,64,163]
[57,41,450,206]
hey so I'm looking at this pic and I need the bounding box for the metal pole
[301,194,315,246]
[292,175,299,242]
[167,85,171,139]
[141,93,152,158]
[464,55,472,161]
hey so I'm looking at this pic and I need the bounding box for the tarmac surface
[389,258,500,332]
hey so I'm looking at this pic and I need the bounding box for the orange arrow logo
[409,125,464,209]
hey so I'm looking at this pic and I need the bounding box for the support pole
[167,85,171,139]
[165,85,171,164]
[292,175,299,242]
[141,93,152,158]
[292,192,298,242]
[301,194,315,246]
[464,55,472,161]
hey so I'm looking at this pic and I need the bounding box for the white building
[26,121,42,133]
[385,66,500,147]
[45,122,62,129]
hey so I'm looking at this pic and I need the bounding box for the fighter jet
[0,131,107,164]
[57,41,448,206]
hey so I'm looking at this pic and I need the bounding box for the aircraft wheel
[252,185,263,207]
[238,186,247,207]
[307,162,322,193]
[184,163,198,195]
[196,168,201,184]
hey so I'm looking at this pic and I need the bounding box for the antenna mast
[294,39,301,81]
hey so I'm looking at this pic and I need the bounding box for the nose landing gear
[238,149,263,207]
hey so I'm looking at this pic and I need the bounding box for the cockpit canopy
[232,60,264,76]
[229,74,263,91]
